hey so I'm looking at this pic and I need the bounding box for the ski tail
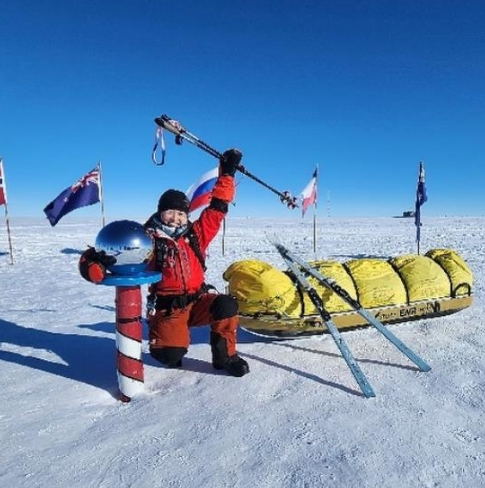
[271,239,376,398]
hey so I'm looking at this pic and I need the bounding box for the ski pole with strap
[154,115,298,209]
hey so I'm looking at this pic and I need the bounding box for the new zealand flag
[43,167,100,226]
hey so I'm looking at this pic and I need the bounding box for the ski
[271,240,376,398]
[271,239,431,373]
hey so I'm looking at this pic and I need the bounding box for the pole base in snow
[98,271,161,402]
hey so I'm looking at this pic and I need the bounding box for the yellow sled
[223,248,473,337]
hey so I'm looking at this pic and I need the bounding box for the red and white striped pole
[115,286,144,402]
[91,219,161,402]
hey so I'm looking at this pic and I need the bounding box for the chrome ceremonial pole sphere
[95,220,153,275]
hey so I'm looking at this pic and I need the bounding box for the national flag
[300,168,318,217]
[186,167,219,212]
[0,159,7,206]
[43,167,101,226]
[414,161,428,243]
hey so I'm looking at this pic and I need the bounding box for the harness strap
[155,291,201,311]
[185,228,206,271]
[150,283,217,315]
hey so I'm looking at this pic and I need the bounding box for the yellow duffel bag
[390,254,450,302]
[345,259,408,308]
[223,259,301,317]
[426,248,473,297]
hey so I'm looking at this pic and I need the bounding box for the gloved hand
[219,148,242,176]
[79,247,117,283]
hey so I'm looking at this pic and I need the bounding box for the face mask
[161,223,188,238]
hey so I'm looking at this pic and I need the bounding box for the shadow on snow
[60,248,83,255]
[0,316,414,398]
[0,318,119,399]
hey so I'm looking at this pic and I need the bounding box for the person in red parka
[143,149,249,377]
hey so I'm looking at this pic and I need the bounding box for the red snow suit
[145,175,239,356]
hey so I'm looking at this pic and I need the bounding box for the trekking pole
[154,115,298,209]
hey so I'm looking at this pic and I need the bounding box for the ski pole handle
[154,116,184,137]
[156,115,221,157]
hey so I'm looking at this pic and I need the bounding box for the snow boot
[217,354,250,377]
[210,332,249,377]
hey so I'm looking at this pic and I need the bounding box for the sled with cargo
[224,248,473,338]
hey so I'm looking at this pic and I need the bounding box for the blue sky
[1,0,484,220]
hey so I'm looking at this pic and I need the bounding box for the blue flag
[414,161,428,244]
[44,167,101,226]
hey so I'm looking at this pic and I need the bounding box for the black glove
[79,247,117,283]
[219,148,242,176]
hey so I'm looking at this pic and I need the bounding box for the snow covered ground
[1,216,484,488]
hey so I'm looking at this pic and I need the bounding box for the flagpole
[313,164,319,255]
[98,161,106,227]
[0,159,14,264]
[4,202,14,265]
[414,161,427,255]
[300,165,318,255]
[222,218,226,256]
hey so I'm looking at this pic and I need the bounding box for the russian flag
[186,167,219,212]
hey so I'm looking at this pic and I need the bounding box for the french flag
[186,167,219,212]
[300,168,318,217]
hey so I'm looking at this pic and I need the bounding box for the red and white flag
[300,168,318,217]
[0,159,7,206]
